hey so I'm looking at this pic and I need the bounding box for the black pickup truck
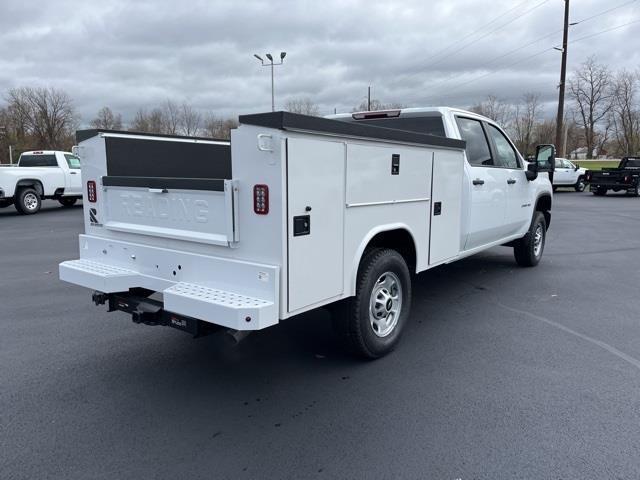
[586,157,640,196]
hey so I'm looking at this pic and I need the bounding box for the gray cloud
[0,0,638,124]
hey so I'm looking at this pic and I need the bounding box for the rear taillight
[586,173,591,182]
[253,184,269,214]
[87,181,97,203]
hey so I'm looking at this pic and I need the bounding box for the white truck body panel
[60,108,552,333]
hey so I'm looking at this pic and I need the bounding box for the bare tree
[5,86,76,150]
[284,97,320,116]
[512,93,541,156]
[610,69,639,156]
[532,119,556,147]
[569,56,613,159]
[162,100,180,134]
[180,103,201,136]
[469,95,512,126]
[352,99,403,112]
[90,106,123,130]
[130,107,168,134]
[202,114,238,140]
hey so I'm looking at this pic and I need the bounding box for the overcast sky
[1,0,638,125]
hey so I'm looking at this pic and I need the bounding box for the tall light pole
[254,52,286,112]
[554,0,570,157]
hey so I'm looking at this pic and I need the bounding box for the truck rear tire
[59,197,78,207]
[513,211,546,267]
[593,187,607,196]
[15,188,41,215]
[332,248,412,359]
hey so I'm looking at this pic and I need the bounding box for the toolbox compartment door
[286,137,345,312]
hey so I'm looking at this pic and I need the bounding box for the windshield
[64,154,81,169]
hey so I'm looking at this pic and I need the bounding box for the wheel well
[362,229,417,273]
[16,180,44,197]
[535,194,552,228]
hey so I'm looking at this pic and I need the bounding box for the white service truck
[0,150,83,214]
[59,108,555,358]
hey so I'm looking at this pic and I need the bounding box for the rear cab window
[339,113,447,137]
[18,154,58,167]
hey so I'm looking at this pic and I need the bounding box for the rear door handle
[507,178,516,184]
[472,179,485,185]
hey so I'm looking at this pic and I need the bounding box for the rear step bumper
[60,242,279,331]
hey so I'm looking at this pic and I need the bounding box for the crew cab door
[554,159,577,185]
[484,123,531,237]
[61,153,82,194]
[455,116,509,250]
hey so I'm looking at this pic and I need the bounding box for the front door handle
[472,179,485,186]
[507,178,516,184]
[70,171,78,175]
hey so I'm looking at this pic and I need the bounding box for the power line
[394,0,551,85]
[419,0,530,64]
[405,18,640,106]
[389,0,638,105]
[424,0,551,71]
[571,0,638,25]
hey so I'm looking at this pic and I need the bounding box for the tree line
[0,56,637,163]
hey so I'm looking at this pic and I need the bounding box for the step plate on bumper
[164,282,276,330]
[59,254,279,331]
[59,259,139,292]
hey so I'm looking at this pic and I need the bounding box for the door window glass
[487,124,519,168]
[455,117,492,166]
[64,154,81,169]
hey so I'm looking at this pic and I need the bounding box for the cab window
[486,124,520,169]
[64,154,81,169]
[455,117,492,166]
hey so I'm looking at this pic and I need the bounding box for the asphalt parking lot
[1,192,640,480]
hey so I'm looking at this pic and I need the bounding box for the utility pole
[367,86,371,111]
[254,52,286,112]
[554,0,570,157]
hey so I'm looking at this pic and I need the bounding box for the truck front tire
[15,188,41,215]
[575,176,586,192]
[333,248,412,359]
[513,211,546,267]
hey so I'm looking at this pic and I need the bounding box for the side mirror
[525,162,538,181]
[535,144,556,173]
[574,165,580,171]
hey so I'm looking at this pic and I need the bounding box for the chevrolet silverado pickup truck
[586,157,640,196]
[60,108,554,358]
[0,150,83,214]
[553,158,587,192]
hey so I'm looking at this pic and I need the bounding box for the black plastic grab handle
[472,179,485,185]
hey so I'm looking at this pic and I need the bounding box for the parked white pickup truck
[0,150,83,214]
[553,157,587,192]
[59,108,554,358]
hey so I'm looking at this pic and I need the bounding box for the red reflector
[87,181,97,203]
[253,184,269,214]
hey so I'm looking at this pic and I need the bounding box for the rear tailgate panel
[101,180,239,246]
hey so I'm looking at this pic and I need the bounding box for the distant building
[569,147,606,159]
